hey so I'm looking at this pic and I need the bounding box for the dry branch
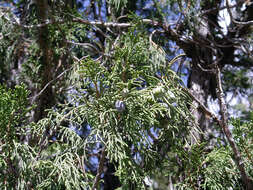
[215,65,253,190]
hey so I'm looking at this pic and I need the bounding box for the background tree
[0,0,253,189]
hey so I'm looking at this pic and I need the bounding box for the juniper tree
[0,0,253,189]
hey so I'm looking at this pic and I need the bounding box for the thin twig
[226,0,253,26]
[66,40,102,54]
[30,65,73,103]
[92,147,106,190]
[181,87,221,124]
[201,3,239,16]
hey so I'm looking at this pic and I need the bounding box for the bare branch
[181,66,253,189]
[4,12,168,29]
[201,2,240,16]
[30,66,73,103]
[66,40,102,54]
[182,87,221,125]
[215,65,253,189]
[226,0,253,26]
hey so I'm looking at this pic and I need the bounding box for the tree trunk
[188,66,213,143]
[33,0,54,122]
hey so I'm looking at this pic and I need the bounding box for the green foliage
[1,0,253,189]
[0,13,21,83]
[0,23,193,189]
[175,145,242,190]
[0,84,30,188]
[232,118,253,174]
[169,118,253,190]
[109,0,128,10]
[0,85,88,189]
[0,84,29,142]
[47,29,193,189]
[223,68,252,94]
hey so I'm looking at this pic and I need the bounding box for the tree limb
[181,87,221,125]
[215,65,253,189]
[226,0,253,26]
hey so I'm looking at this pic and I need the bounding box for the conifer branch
[3,13,165,29]
[182,66,253,189]
[215,65,253,189]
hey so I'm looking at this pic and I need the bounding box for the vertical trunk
[188,66,212,143]
[187,0,221,144]
[21,0,55,146]
[34,0,54,122]
[34,0,75,122]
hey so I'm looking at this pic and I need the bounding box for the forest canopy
[0,0,253,189]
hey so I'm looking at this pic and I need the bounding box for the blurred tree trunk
[34,0,54,122]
